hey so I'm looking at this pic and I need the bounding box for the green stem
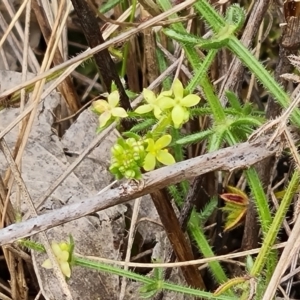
[250,170,300,276]
[75,256,236,299]
[75,256,152,283]
[244,168,272,233]
[193,0,225,32]
[186,49,226,122]
[186,49,218,94]
[188,211,229,284]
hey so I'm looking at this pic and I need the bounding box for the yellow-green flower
[143,135,175,171]
[158,79,200,128]
[42,242,71,278]
[134,89,162,119]
[92,90,128,128]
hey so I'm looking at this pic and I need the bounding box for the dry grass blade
[0,0,30,50]
[79,241,288,268]
[32,0,80,113]
[0,0,196,102]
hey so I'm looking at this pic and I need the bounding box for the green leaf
[190,107,213,117]
[99,0,124,13]
[129,118,156,133]
[198,196,218,225]
[163,28,203,45]
[122,132,141,140]
[208,126,227,151]
[225,90,242,112]
[176,130,213,145]
[230,117,263,128]
[225,4,246,30]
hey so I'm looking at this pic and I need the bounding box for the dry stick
[156,176,205,300]
[150,189,206,289]
[32,0,80,113]
[6,3,29,285]
[20,0,32,110]
[245,16,264,103]
[70,0,131,114]
[282,128,300,296]
[0,135,280,246]
[142,10,159,93]
[0,0,196,103]
[0,11,23,65]
[17,0,32,244]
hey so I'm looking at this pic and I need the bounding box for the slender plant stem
[250,170,300,276]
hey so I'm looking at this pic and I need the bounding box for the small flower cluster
[42,241,72,278]
[135,79,201,128]
[91,79,200,179]
[109,134,175,180]
[109,135,147,179]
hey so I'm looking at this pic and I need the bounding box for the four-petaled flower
[42,242,71,278]
[92,90,128,128]
[143,135,175,171]
[158,79,200,128]
[134,89,162,119]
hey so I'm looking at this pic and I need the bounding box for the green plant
[26,0,300,298]
[21,238,237,299]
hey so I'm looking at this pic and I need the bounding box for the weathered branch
[0,135,279,246]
